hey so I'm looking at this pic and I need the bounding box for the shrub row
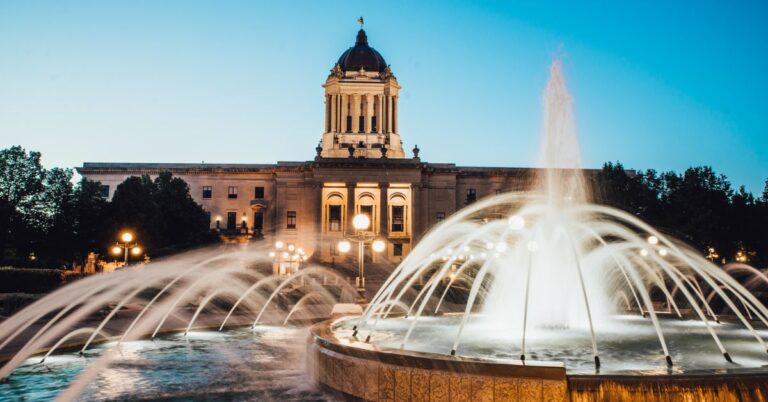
[0,267,62,293]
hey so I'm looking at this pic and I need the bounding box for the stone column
[393,96,398,134]
[365,94,373,134]
[351,94,360,134]
[340,94,348,133]
[386,96,393,134]
[330,94,337,133]
[313,181,323,260]
[410,183,420,246]
[377,95,384,134]
[379,183,389,236]
[379,94,387,134]
[346,182,356,233]
[325,95,331,133]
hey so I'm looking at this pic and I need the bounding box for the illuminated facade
[78,27,538,265]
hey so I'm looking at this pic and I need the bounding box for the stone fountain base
[309,320,768,401]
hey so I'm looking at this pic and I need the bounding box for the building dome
[336,29,387,72]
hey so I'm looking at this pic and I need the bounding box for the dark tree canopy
[596,163,768,266]
[0,145,214,267]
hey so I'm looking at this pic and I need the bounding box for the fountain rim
[314,316,566,380]
[318,316,768,379]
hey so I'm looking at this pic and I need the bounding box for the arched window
[327,194,344,232]
[358,194,376,230]
[389,193,407,233]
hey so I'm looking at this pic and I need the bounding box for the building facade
[78,27,539,265]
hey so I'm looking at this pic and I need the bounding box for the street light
[112,231,142,265]
[338,213,384,296]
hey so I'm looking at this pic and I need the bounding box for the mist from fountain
[0,245,357,400]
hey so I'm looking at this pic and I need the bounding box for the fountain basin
[310,318,768,401]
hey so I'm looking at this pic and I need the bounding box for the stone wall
[309,322,567,401]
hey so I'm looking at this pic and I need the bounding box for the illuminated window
[391,206,404,232]
[202,186,212,199]
[329,205,342,232]
[228,186,238,199]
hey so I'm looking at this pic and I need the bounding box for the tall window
[358,116,365,133]
[253,212,263,232]
[391,206,404,232]
[372,116,377,132]
[226,212,237,230]
[360,205,373,220]
[393,243,403,256]
[254,186,265,199]
[286,211,297,229]
[466,188,477,204]
[202,186,212,199]
[228,186,238,199]
[99,185,110,199]
[328,205,342,232]
[436,212,445,222]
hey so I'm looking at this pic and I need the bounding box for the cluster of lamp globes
[269,240,309,262]
[111,232,143,258]
[639,235,668,258]
[434,215,529,263]
[337,214,386,254]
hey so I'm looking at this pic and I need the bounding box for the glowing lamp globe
[372,239,386,253]
[112,246,121,255]
[338,241,351,253]
[132,247,142,256]
[121,232,134,243]
[352,214,370,231]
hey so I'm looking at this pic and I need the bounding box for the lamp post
[112,231,142,266]
[338,213,386,297]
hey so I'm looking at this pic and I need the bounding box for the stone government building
[78,27,540,266]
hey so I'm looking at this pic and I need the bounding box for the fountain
[309,61,768,400]
[1,60,767,401]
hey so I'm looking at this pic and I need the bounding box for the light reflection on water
[0,327,337,401]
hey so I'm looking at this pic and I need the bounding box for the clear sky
[1,1,766,194]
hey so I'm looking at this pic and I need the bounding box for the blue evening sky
[1,1,766,193]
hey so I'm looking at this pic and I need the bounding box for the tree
[0,146,46,261]
[661,167,733,254]
[107,172,213,256]
[152,172,212,248]
[108,175,162,250]
[70,178,110,263]
[38,168,75,265]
